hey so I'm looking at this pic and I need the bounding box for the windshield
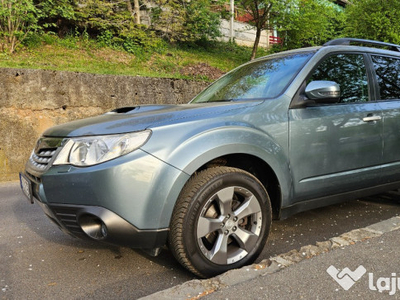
[191,52,313,103]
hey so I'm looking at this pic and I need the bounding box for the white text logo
[327,265,400,295]
[327,265,366,290]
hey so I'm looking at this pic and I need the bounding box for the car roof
[258,38,400,62]
[324,38,400,52]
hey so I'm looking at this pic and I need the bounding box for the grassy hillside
[0,35,270,81]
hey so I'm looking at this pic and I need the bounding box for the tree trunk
[133,0,140,25]
[126,0,140,24]
[251,27,262,60]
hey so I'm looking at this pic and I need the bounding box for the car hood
[43,102,262,137]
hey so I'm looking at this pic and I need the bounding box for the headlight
[53,130,151,167]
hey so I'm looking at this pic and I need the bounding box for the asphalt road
[1,181,400,299]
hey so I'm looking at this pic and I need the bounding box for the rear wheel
[169,167,272,278]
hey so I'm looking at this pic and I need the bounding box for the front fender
[143,125,292,225]
[174,126,288,179]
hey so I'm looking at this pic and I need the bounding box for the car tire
[169,166,272,278]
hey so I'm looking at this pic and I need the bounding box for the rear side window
[371,55,400,100]
[309,54,369,103]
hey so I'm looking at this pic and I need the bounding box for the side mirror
[305,81,340,104]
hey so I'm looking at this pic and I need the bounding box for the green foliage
[57,29,82,49]
[75,1,165,53]
[151,1,184,42]
[183,0,221,41]
[22,31,60,48]
[76,0,130,32]
[151,0,221,43]
[34,0,76,31]
[97,30,113,47]
[281,0,345,49]
[181,39,268,61]
[344,0,400,44]
[120,26,167,53]
[0,0,40,53]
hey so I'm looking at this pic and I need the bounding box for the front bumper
[22,148,190,249]
[36,201,168,249]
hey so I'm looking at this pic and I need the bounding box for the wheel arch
[162,151,285,226]
[194,154,282,219]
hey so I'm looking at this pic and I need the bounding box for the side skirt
[279,181,400,220]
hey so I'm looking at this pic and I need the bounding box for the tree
[34,0,77,36]
[282,0,345,50]
[344,0,400,44]
[0,0,39,53]
[237,0,288,60]
[151,0,221,43]
[76,0,129,32]
[34,0,142,35]
[75,0,162,53]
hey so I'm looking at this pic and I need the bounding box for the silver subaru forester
[20,38,400,277]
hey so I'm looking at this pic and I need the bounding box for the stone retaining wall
[0,68,208,181]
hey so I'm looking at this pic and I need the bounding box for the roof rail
[324,38,400,52]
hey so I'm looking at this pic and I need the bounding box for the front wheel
[169,167,272,278]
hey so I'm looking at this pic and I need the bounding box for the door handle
[363,116,382,122]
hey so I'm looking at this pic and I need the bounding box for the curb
[140,216,400,300]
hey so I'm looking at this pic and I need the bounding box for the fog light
[79,214,108,240]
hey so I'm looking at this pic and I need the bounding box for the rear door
[289,53,383,202]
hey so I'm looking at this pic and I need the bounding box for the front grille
[29,149,57,170]
[27,137,64,174]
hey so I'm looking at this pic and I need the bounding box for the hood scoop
[106,105,176,115]
[108,107,139,114]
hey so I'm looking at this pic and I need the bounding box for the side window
[309,54,369,103]
[371,55,400,100]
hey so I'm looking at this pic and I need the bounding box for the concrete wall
[219,19,272,48]
[0,68,208,181]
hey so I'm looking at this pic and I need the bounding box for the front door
[289,53,383,202]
